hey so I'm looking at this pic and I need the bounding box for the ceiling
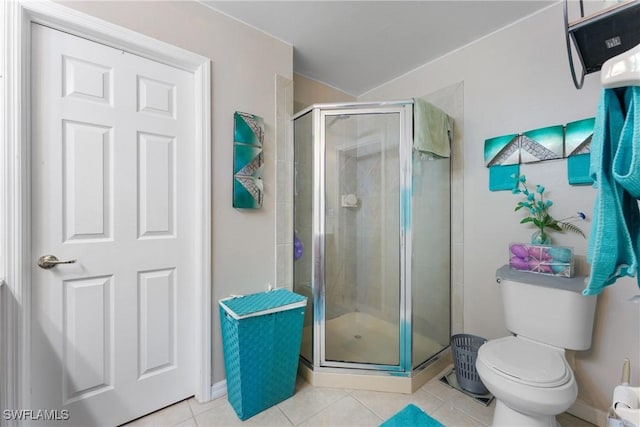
[203,1,555,96]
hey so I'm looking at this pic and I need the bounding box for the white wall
[59,0,293,384]
[293,72,355,112]
[361,3,640,417]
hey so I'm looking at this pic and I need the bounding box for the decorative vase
[531,230,551,245]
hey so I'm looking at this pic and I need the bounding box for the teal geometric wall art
[565,117,594,157]
[234,111,264,147]
[565,118,595,186]
[567,153,593,186]
[234,144,264,176]
[484,133,520,166]
[233,112,264,209]
[489,164,520,191]
[484,117,595,189]
[233,176,264,209]
[520,125,564,163]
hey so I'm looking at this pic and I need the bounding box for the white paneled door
[30,24,196,426]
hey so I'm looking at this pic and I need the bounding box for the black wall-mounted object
[564,0,640,89]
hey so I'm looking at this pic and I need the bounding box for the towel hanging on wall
[584,85,640,295]
[413,98,452,158]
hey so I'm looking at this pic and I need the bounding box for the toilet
[476,265,597,427]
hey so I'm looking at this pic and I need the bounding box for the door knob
[37,255,76,269]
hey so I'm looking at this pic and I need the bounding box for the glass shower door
[321,110,403,368]
[293,111,314,363]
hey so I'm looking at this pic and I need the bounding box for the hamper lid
[480,336,571,388]
[219,289,307,319]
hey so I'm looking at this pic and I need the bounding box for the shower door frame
[312,102,414,373]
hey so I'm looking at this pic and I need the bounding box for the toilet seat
[479,336,572,388]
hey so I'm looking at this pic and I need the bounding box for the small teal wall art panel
[484,133,520,166]
[489,164,520,191]
[520,125,564,163]
[234,144,264,176]
[234,111,264,146]
[233,112,264,209]
[565,117,595,185]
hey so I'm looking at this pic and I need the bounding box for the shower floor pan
[299,311,452,394]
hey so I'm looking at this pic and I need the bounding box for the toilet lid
[480,336,572,388]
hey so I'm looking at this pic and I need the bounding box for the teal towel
[380,404,444,427]
[613,88,640,197]
[413,98,451,158]
[585,87,640,296]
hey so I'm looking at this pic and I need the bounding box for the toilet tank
[496,265,597,350]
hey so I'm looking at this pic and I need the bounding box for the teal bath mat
[379,404,444,427]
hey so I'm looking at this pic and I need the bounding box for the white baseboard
[568,399,608,427]
[210,380,228,400]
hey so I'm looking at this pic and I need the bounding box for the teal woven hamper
[219,289,307,420]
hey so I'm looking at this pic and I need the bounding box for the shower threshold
[298,349,452,394]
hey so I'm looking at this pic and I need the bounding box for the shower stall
[293,101,451,392]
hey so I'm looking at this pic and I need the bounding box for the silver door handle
[37,255,76,269]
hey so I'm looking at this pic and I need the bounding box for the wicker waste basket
[219,289,307,420]
[450,334,489,395]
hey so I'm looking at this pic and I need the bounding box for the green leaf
[520,217,535,224]
[561,222,586,238]
[547,223,562,231]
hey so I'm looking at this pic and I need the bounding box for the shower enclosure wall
[293,101,451,392]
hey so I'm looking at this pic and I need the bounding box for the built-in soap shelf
[341,194,358,208]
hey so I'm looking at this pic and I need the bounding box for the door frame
[1,0,212,417]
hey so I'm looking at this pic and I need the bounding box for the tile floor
[124,365,596,427]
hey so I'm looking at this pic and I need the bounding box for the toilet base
[493,400,560,427]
